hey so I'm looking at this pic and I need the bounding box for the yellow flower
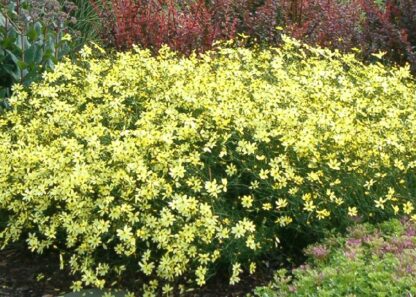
[276,198,288,209]
[230,263,242,285]
[304,200,316,212]
[275,216,293,227]
[169,164,186,179]
[249,180,260,190]
[246,235,257,250]
[328,159,341,170]
[307,171,322,182]
[375,198,386,209]
[226,164,237,176]
[62,33,72,42]
[364,179,375,190]
[80,45,92,58]
[198,253,210,265]
[256,155,266,160]
[262,203,272,211]
[348,206,358,217]
[162,284,173,295]
[195,266,207,286]
[334,197,344,206]
[316,209,330,220]
[330,179,341,187]
[326,189,337,202]
[240,195,253,208]
[302,193,312,202]
[231,218,255,239]
[204,180,222,198]
[259,169,269,179]
[403,201,414,215]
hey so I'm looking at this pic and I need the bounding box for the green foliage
[0,0,76,104]
[254,218,416,296]
[66,0,101,51]
[1,38,416,294]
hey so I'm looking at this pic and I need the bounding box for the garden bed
[0,246,69,297]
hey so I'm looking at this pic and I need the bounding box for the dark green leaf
[34,22,42,36]
[4,49,20,65]
[3,63,20,81]
[24,45,39,64]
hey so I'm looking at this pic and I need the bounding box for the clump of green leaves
[1,38,416,294]
[254,218,416,296]
[0,0,76,103]
[68,0,101,51]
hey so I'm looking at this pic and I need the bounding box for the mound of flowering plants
[1,38,416,294]
[254,218,416,296]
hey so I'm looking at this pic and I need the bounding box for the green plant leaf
[34,22,42,36]
[24,45,39,64]
[4,49,19,65]
[3,63,20,81]
[0,12,6,27]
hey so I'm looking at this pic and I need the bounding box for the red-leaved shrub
[90,0,278,54]
[282,0,363,52]
[284,0,416,71]
[90,0,415,71]
[225,0,283,44]
[359,0,416,70]
[89,0,229,53]
[89,0,283,53]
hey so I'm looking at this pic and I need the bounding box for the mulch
[0,246,71,297]
[0,245,287,297]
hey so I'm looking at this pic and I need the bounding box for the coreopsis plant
[1,38,416,294]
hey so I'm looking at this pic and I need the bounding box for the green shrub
[1,38,416,294]
[254,218,416,296]
[0,0,77,102]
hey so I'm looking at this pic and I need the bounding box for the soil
[0,245,288,297]
[0,245,71,297]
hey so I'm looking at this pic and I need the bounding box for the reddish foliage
[90,0,415,71]
[359,0,416,69]
[89,0,283,54]
[284,0,416,71]
[282,0,363,52]
[89,0,232,53]
[224,0,283,44]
